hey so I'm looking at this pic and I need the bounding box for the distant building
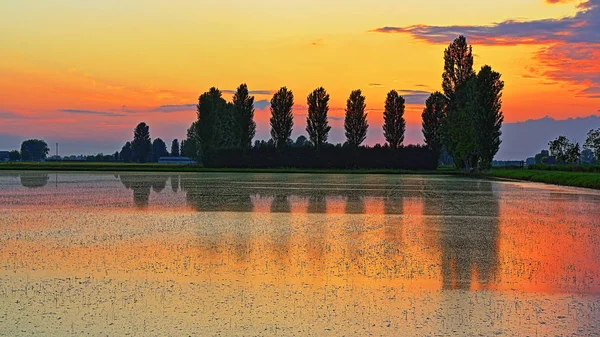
[0,151,9,162]
[158,156,196,164]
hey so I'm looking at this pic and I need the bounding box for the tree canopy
[233,83,256,149]
[306,87,331,149]
[132,122,151,163]
[421,92,447,161]
[383,90,406,149]
[270,87,295,148]
[344,89,368,147]
[20,139,49,162]
[171,139,180,157]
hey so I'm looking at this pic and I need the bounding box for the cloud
[60,109,126,117]
[370,0,600,96]
[254,99,270,110]
[368,83,384,87]
[0,111,28,119]
[222,89,275,95]
[151,104,197,113]
[399,89,431,105]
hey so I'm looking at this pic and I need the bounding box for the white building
[158,156,196,165]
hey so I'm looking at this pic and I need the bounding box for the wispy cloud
[60,109,126,117]
[370,0,600,97]
[368,83,384,87]
[222,89,275,96]
[255,99,270,110]
[151,104,197,113]
[0,111,28,119]
[399,89,431,105]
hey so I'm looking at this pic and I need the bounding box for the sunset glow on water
[1,172,599,335]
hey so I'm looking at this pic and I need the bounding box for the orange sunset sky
[1,0,599,155]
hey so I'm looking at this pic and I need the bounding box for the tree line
[534,129,600,165]
[177,35,504,170]
[5,36,506,170]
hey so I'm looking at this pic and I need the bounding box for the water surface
[1,171,599,336]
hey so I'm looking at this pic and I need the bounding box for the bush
[205,145,437,170]
[528,164,600,173]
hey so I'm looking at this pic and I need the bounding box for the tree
[171,139,180,157]
[421,92,448,162]
[344,89,369,147]
[442,35,475,99]
[120,142,133,162]
[20,139,49,161]
[306,87,331,149]
[8,150,21,161]
[217,102,240,148]
[270,87,294,148]
[549,136,579,164]
[581,148,596,164]
[443,76,479,170]
[181,121,201,161]
[474,65,504,169]
[233,83,257,149]
[294,135,309,147]
[113,151,119,161]
[197,87,227,154]
[534,149,550,164]
[152,138,169,162]
[132,122,152,163]
[584,128,600,161]
[383,90,406,149]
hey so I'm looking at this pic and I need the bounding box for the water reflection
[118,174,169,209]
[427,181,500,290]
[19,172,50,188]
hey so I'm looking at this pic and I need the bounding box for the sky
[1,0,599,156]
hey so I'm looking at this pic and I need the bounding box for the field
[488,169,600,190]
[0,161,455,175]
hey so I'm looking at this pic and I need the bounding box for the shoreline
[3,163,600,190]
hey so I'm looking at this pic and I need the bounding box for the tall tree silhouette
[422,92,448,162]
[383,90,406,149]
[120,141,133,162]
[171,139,180,157]
[475,65,504,169]
[233,83,256,149]
[182,121,201,161]
[442,35,474,99]
[197,87,226,155]
[443,76,478,169]
[152,138,169,162]
[270,87,294,148]
[132,122,151,163]
[306,87,331,149]
[344,89,368,147]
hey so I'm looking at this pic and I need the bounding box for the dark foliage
[132,122,152,163]
[204,145,436,170]
[20,139,50,161]
[474,65,504,169]
[120,142,134,163]
[233,83,256,149]
[442,35,474,99]
[152,138,169,162]
[306,87,331,149]
[270,87,294,148]
[421,92,447,161]
[344,89,368,147]
[171,139,180,157]
[383,90,406,149]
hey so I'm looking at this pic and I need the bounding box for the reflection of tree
[431,181,499,290]
[19,172,49,188]
[307,193,327,214]
[118,173,169,209]
[170,175,180,193]
[182,178,254,212]
[383,191,404,247]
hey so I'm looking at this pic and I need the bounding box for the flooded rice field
[1,171,600,336]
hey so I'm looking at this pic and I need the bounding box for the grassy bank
[0,162,458,175]
[488,169,600,190]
